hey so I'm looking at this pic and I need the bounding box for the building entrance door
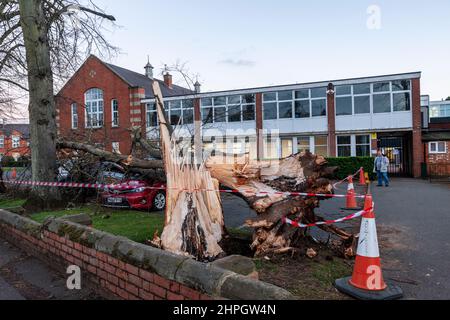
[378,135,411,176]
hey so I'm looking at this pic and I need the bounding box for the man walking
[374,150,390,187]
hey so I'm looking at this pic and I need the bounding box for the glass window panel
[263,92,277,102]
[202,107,213,123]
[392,80,411,91]
[356,135,370,144]
[295,89,309,99]
[311,99,327,117]
[164,101,170,110]
[315,146,328,157]
[279,101,293,119]
[353,83,371,94]
[297,137,310,153]
[373,82,390,92]
[354,95,371,114]
[228,95,241,104]
[338,146,351,157]
[356,145,370,157]
[281,139,293,158]
[336,96,353,116]
[337,136,351,145]
[183,99,193,109]
[214,97,226,106]
[430,143,437,152]
[170,110,181,125]
[336,85,351,96]
[228,105,241,122]
[295,100,310,118]
[373,93,392,113]
[214,106,227,122]
[147,112,158,127]
[201,98,212,106]
[242,94,255,104]
[393,93,411,111]
[242,105,255,121]
[311,87,326,98]
[264,102,277,120]
[170,100,182,109]
[183,109,193,124]
[315,135,328,146]
[278,91,293,101]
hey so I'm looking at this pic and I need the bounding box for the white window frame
[201,95,256,124]
[146,103,157,128]
[71,103,78,129]
[429,141,447,154]
[84,88,104,129]
[0,136,4,149]
[430,104,450,118]
[12,136,20,148]
[355,134,371,157]
[111,99,119,127]
[337,135,352,157]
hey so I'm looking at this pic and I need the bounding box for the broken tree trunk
[205,152,353,257]
[152,82,225,261]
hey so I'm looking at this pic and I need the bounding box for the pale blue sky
[95,0,449,100]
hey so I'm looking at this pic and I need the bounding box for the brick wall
[411,78,424,178]
[425,141,450,176]
[0,129,30,158]
[56,55,134,154]
[0,210,293,301]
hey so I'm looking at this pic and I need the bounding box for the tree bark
[19,0,61,208]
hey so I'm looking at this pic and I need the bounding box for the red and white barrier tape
[333,168,363,190]
[282,204,372,228]
[1,179,368,199]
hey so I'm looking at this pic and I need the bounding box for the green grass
[311,259,351,287]
[31,205,165,244]
[0,197,26,209]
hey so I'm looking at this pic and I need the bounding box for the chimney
[194,80,201,94]
[164,72,173,88]
[144,56,153,79]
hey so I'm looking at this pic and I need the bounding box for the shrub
[325,157,376,180]
[1,156,16,167]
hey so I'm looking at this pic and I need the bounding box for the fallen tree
[52,84,357,260]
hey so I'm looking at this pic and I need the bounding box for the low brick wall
[0,209,293,300]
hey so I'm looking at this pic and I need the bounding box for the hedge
[325,157,376,180]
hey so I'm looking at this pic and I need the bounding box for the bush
[325,157,375,181]
[1,156,16,167]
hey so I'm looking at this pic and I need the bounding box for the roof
[104,62,193,98]
[0,124,30,138]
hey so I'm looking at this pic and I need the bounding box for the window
[0,136,4,148]
[337,136,351,157]
[373,93,391,113]
[393,93,411,111]
[12,136,20,148]
[314,136,328,156]
[311,99,327,117]
[85,88,104,128]
[297,137,310,153]
[295,100,310,118]
[429,141,447,154]
[263,93,278,120]
[278,90,293,119]
[373,82,390,92]
[336,96,353,116]
[201,95,255,124]
[146,103,158,127]
[354,95,370,114]
[281,138,293,158]
[112,142,120,154]
[264,137,278,159]
[430,104,450,118]
[392,80,411,91]
[71,103,78,129]
[111,99,119,127]
[356,135,371,156]
[353,83,371,95]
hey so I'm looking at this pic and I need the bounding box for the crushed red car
[101,179,166,211]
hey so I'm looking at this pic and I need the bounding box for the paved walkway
[0,240,99,300]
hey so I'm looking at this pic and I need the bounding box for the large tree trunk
[152,82,225,261]
[19,0,60,208]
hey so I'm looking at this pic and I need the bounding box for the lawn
[0,197,165,244]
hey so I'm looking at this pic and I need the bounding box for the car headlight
[131,187,146,193]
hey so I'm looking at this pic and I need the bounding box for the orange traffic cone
[335,194,403,300]
[359,167,366,185]
[342,176,360,210]
[11,167,17,180]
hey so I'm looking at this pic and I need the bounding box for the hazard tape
[282,205,371,229]
[333,168,363,190]
[1,179,368,199]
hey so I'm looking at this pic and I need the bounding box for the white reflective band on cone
[348,183,354,191]
[356,218,380,258]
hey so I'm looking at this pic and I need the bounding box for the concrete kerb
[0,209,295,300]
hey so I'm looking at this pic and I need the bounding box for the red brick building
[0,123,30,161]
[55,55,193,154]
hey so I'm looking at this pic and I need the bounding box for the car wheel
[153,192,166,211]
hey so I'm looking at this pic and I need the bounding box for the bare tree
[0,0,116,209]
